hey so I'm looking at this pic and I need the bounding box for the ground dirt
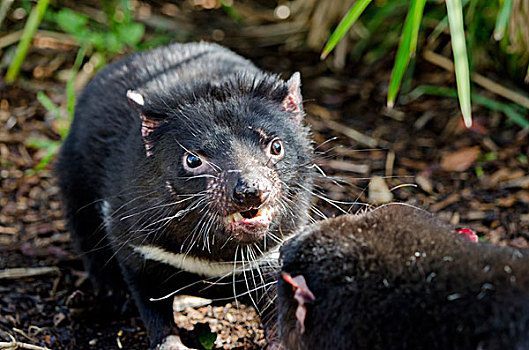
[1,2,528,350]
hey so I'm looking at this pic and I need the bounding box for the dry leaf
[368,176,393,204]
[440,146,480,172]
[415,174,434,193]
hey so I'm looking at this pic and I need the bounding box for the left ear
[282,72,304,121]
[127,89,161,157]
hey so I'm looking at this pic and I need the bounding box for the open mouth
[227,207,273,224]
[225,207,274,241]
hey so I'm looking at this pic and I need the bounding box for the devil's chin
[223,206,276,244]
[229,221,270,244]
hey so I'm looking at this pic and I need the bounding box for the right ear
[127,90,159,157]
[281,72,304,124]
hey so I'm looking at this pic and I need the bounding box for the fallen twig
[324,159,370,175]
[423,50,529,110]
[0,30,77,51]
[0,267,59,279]
[0,31,23,50]
[325,119,391,148]
[0,341,50,350]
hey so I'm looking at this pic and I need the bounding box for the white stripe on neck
[133,245,235,277]
[132,243,283,278]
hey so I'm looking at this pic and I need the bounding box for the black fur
[57,42,314,348]
[278,205,529,350]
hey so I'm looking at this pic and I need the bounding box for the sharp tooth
[232,212,244,222]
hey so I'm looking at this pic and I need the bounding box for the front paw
[156,335,197,350]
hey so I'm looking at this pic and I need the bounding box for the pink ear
[127,90,160,157]
[282,72,304,121]
[139,115,160,157]
[282,272,315,334]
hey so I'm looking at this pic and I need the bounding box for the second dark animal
[278,204,529,350]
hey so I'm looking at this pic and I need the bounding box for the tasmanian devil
[57,42,314,349]
[278,204,529,350]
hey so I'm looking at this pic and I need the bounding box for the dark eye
[185,154,202,168]
[270,139,283,156]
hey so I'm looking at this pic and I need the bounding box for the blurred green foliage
[5,0,49,83]
[15,0,150,173]
[47,5,144,59]
[26,45,86,175]
[322,0,529,128]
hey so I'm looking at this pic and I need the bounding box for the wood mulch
[1,2,528,349]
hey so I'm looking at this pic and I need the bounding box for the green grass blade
[221,0,244,24]
[352,0,409,59]
[408,0,426,55]
[493,0,513,40]
[405,85,529,129]
[427,0,470,44]
[36,92,62,120]
[387,0,426,108]
[321,0,373,59]
[446,0,472,127]
[465,0,482,73]
[5,0,50,83]
[121,0,132,24]
[32,141,61,172]
[428,17,448,45]
[25,137,61,174]
[66,44,88,123]
[471,94,529,129]
[405,85,458,100]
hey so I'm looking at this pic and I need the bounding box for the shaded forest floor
[1,3,528,349]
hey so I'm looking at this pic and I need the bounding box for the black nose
[233,179,268,208]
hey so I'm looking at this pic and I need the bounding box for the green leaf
[474,165,483,178]
[481,152,498,162]
[55,8,88,34]
[221,0,244,23]
[493,0,513,41]
[121,0,132,24]
[117,22,145,47]
[105,32,123,53]
[195,323,217,350]
[198,330,216,350]
[321,0,373,59]
[5,0,50,83]
[387,0,426,108]
[86,32,106,51]
[517,154,528,165]
[86,32,122,53]
[446,0,472,127]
